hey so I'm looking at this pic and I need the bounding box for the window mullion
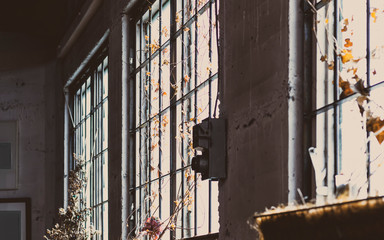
[331,0,341,197]
[366,0,371,193]
[170,0,178,239]
[193,0,198,235]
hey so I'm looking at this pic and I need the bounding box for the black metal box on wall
[192,118,226,180]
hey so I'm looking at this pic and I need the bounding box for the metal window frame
[69,46,109,240]
[306,0,379,196]
[128,0,219,239]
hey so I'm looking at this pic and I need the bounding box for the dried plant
[44,158,99,240]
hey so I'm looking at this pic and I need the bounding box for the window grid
[310,0,384,198]
[129,0,219,239]
[72,54,109,240]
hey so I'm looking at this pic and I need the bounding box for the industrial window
[128,0,219,239]
[71,52,109,239]
[308,0,384,200]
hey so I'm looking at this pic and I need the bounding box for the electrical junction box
[191,117,226,180]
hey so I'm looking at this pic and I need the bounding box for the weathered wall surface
[0,63,59,239]
[219,0,289,239]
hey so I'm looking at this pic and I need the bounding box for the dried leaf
[162,59,169,65]
[151,143,158,151]
[372,8,378,23]
[184,27,190,32]
[162,26,169,37]
[341,49,353,64]
[344,38,353,48]
[184,74,190,83]
[344,18,349,26]
[328,61,335,70]
[352,58,363,63]
[341,18,349,32]
[354,79,369,96]
[356,95,368,116]
[320,54,328,62]
[175,12,181,23]
[339,77,354,99]
[367,116,384,144]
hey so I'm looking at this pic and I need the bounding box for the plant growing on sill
[44,158,99,240]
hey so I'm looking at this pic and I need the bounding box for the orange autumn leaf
[377,132,384,144]
[372,8,378,23]
[184,74,190,83]
[175,12,181,23]
[162,26,169,37]
[341,18,349,32]
[162,59,169,65]
[344,38,353,48]
[145,35,149,41]
[367,116,384,144]
[325,18,329,24]
[328,61,335,70]
[341,49,353,64]
[151,143,158,151]
[320,54,328,62]
[339,77,354,99]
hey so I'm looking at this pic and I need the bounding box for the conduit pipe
[58,0,104,58]
[64,91,70,209]
[121,13,129,240]
[288,0,304,204]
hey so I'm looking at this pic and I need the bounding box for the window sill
[181,233,219,240]
[250,197,384,240]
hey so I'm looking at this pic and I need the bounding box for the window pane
[72,55,108,238]
[130,1,218,238]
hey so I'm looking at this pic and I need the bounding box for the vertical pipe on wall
[121,13,129,240]
[288,0,304,203]
[64,90,70,209]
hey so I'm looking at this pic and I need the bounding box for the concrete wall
[0,63,59,240]
[219,0,290,239]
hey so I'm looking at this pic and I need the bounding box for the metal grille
[309,0,384,198]
[72,55,109,240]
[129,0,219,239]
